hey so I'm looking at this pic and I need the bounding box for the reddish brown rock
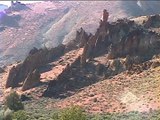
[22,69,40,91]
[6,64,22,88]
[102,9,109,22]
[6,45,65,89]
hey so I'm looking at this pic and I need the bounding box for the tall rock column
[102,9,109,22]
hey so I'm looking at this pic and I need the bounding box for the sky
[0,1,41,7]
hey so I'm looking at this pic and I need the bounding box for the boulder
[6,65,21,88]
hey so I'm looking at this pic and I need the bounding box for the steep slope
[1,1,160,67]
[54,66,160,113]
[1,11,160,116]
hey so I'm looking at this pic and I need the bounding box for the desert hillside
[0,7,160,118]
[1,1,160,67]
[1,1,160,119]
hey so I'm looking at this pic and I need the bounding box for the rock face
[5,10,160,95]
[102,9,109,22]
[43,12,160,98]
[79,16,160,62]
[10,1,29,11]
[6,65,21,88]
[6,45,65,89]
[143,14,160,28]
[22,69,40,91]
[2,1,160,68]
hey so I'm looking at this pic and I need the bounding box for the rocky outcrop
[102,9,109,22]
[5,10,160,95]
[33,12,160,98]
[79,10,110,66]
[10,1,29,12]
[77,16,160,62]
[6,44,65,89]
[6,65,22,88]
[22,69,40,91]
[143,14,160,28]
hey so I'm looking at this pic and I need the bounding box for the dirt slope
[53,66,160,114]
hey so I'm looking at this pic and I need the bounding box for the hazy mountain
[0,1,160,66]
[0,4,8,11]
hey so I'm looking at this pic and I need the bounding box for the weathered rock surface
[22,69,40,91]
[44,13,160,98]
[78,16,160,61]
[6,44,65,89]
[143,14,160,28]
[9,1,29,12]
[2,1,160,68]
[5,11,160,97]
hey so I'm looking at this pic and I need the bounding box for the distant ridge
[0,4,8,11]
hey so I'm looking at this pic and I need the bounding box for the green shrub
[88,113,112,120]
[3,108,13,120]
[5,91,24,111]
[12,110,28,120]
[52,106,87,120]
[0,109,4,120]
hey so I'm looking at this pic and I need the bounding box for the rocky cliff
[6,44,65,90]
[44,13,160,97]
[5,11,160,100]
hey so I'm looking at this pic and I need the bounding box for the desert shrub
[52,111,59,120]
[0,109,4,120]
[5,91,24,111]
[89,114,104,120]
[52,106,87,120]
[3,108,13,120]
[88,113,113,120]
[12,110,28,120]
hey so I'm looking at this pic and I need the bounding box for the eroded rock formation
[143,14,160,28]
[102,9,109,22]
[10,1,29,11]
[6,45,65,89]
[5,11,160,95]
[22,69,40,91]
